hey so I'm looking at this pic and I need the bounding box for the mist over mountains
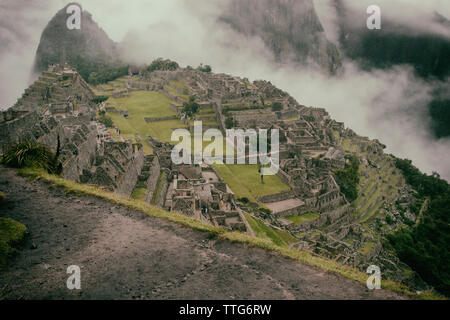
[331,0,450,139]
[0,0,449,181]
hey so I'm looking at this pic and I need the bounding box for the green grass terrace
[213,164,290,202]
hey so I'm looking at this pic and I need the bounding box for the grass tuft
[2,141,59,173]
[0,218,27,268]
[0,191,6,205]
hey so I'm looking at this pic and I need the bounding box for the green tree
[183,96,200,118]
[388,157,450,296]
[225,117,235,129]
[197,63,212,73]
[147,58,179,72]
[334,155,360,202]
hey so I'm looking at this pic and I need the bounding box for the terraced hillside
[5,57,441,293]
[82,65,433,291]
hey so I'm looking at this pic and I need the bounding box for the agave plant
[2,141,55,172]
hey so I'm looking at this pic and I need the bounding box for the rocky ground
[0,167,407,300]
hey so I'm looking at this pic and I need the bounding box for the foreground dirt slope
[0,167,406,300]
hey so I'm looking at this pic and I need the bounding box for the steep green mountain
[220,0,342,74]
[221,0,449,138]
[333,0,450,138]
[388,158,450,296]
[334,2,450,80]
[33,3,128,85]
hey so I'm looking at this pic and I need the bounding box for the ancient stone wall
[278,110,298,119]
[276,204,308,217]
[145,156,161,203]
[289,204,351,232]
[62,129,97,182]
[256,190,295,203]
[115,148,145,197]
[144,116,178,123]
[169,103,180,113]
[317,190,343,212]
[0,111,39,153]
[58,115,92,126]
[276,169,292,185]
[158,179,169,208]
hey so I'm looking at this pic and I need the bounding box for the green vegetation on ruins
[334,155,360,202]
[145,58,179,73]
[151,172,167,205]
[131,187,147,202]
[182,96,200,117]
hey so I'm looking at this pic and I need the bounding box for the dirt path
[0,167,407,300]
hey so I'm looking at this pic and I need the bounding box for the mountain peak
[33,4,120,78]
[220,0,342,74]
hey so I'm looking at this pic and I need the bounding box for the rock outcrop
[220,0,342,74]
[33,3,121,79]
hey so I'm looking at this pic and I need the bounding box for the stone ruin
[1,62,423,286]
[0,64,145,197]
[167,165,246,231]
[145,136,248,232]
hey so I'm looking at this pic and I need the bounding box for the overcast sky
[0,0,449,180]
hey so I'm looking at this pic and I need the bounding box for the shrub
[85,65,129,85]
[238,197,250,204]
[385,215,394,225]
[183,96,200,117]
[147,58,179,72]
[225,117,236,129]
[259,208,272,215]
[334,155,360,202]
[197,63,212,73]
[91,96,109,104]
[2,141,57,173]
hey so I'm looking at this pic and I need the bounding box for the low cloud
[315,0,450,41]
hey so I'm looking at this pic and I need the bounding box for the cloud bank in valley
[0,0,449,180]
